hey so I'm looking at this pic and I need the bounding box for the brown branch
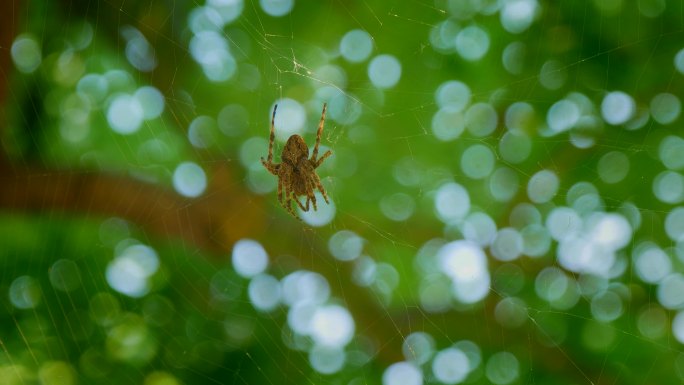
[0,162,266,256]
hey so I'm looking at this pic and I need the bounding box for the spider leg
[279,166,301,220]
[301,173,319,211]
[312,173,330,204]
[310,190,318,211]
[314,150,332,168]
[267,104,277,164]
[294,194,307,211]
[261,105,279,175]
[311,103,327,161]
[261,159,279,175]
[276,179,282,205]
[283,184,299,219]
[285,198,299,219]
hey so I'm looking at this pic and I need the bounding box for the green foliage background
[1,0,684,384]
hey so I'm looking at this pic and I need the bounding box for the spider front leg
[266,104,277,164]
[261,159,279,176]
[313,150,332,168]
[311,103,327,161]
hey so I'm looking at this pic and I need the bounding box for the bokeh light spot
[601,91,635,125]
[260,0,294,17]
[188,115,218,149]
[436,81,471,111]
[172,162,207,198]
[432,107,466,141]
[653,171,684,204]
[11,34,42,73]
[49,259,82,292]
[491,228,524,261]
[659,136,684,170]
[547,99,579,133]
[248,274,281,312]
[106,244,159,298]
[218,104,249,137]
[500,0,538,33]
[597,151,629,183]
[134,86,164,120]
[465,102,498,137]
[485,351,519,385]
[9,275,41,309]
[658,274,684,309]
[494,297,528,328]
[590,291,623,322]
[309,345,346,374]
[328,230,364,261]
[368,54,402,89]
[402,332,435,364]
[107,94,144,134]
[455,25,490,61]
[432,347,470,384]
[435,182,471,223]
[651,93,681,124]
[489,167,519,202]
[380,193,416,221]
[310,304,355,348]
[340,29,373,63]
[232,239,269,278]
[527,169,559,203]
[666,207,684,241]
[461,144,495,179]
[383,362,423,385]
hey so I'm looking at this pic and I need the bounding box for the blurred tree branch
[0,161,266,257]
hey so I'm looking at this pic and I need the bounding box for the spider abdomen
[282,135,309,164]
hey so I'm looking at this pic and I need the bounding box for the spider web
[2,0,684,384]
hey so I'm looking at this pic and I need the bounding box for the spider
[261,103,332,219]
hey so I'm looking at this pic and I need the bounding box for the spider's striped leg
[282,173,301,220]
[261,159,279,176]
[283,190,300,219]
[311,103,327,161]
[267,104,278,164]
[310,190,318,211]
[276,179,284,206]
[294,196,307,211]
[314,150,332,168]
[312,173,330,204]
[301,176,319,211]
[285,198,299,219]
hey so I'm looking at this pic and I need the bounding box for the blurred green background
[2,0,684,384]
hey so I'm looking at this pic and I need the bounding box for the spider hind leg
[312,174,330,204]
[280,171,301,220]
[294,196,308,212]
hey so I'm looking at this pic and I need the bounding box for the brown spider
[261,103,332,219]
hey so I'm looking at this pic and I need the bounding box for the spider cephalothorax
[261,103,332,219]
